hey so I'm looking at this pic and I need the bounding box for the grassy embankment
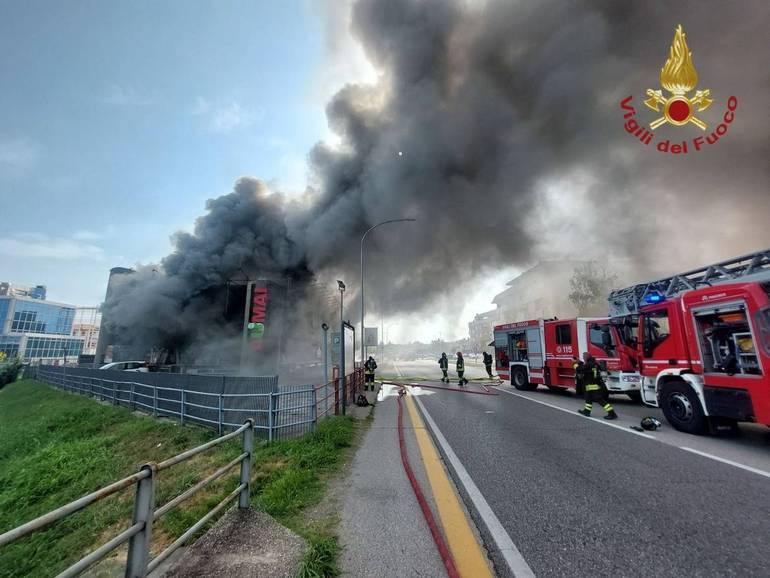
[0,380,357,578]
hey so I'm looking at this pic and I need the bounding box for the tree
[568,262,618,316]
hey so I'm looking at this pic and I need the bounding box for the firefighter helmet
[640,416,662,431]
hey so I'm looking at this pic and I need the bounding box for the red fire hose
[396,392,461,578]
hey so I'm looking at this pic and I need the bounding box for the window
[555,324,572,345]
[590,325,616,356]
[643,309,670,356]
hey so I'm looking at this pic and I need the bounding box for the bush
[0,358,22,388]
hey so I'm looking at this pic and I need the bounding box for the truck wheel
[626,391,642,403]
[511,367,536,391]
[660,381,707,434]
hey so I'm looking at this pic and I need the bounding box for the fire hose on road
[396,391,461,578]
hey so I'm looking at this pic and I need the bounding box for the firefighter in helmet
[438,352,449,383]
[483,351,494,379]
[572,356,585,396]
[364,356,378,391]
[456,351,469,386]
[577,352,617,419]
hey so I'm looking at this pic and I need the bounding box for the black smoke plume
[104,0,770,363]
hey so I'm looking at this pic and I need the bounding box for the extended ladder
[608,248,770,317]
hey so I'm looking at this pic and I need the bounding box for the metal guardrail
[0,420,255,578]
[0,367,366,577]
[32,366,317,441]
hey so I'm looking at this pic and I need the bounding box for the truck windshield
[613,317,639,348]
[643,309,670,355]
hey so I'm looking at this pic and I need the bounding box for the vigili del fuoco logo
[620,25,737,154]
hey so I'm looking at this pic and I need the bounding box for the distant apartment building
[492,262,582,322]
[0,291,84,363]
[489,260,663,323]
[71,306,102,355]
[0,282,46,300]
[468,309,501,353]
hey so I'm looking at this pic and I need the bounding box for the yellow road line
[405,394,493,578]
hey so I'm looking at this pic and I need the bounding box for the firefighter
[364,356,377,391]
[482,351,494,379]
[577,352,618,419]
[438,352,449,383]
[572,356,585,396]
[456,351,469,386]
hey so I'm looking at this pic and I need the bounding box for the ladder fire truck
[493,317,641,398]
[608,249,770,434]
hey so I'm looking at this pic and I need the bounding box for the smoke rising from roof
[105,0,770,358]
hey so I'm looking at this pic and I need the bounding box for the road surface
[396,372,770,577]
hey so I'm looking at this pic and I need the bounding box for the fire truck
[493,317,641,398]
[608,249,770,434]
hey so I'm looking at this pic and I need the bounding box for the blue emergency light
[644,291,665,304]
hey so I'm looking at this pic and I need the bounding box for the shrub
[0,358,22,388]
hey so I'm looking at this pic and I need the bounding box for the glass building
[0,295,84,363]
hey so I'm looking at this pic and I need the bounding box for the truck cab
[634,281,770,433]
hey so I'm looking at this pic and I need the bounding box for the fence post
[180,389,186,426]
[153,386,158,417]
[311,387,318,430]
[112,381,117,405]
[130,382,135,410]
[218,394,224,436]
[239,420,254,509]
[268,393,275,442]
[125,463,157,578]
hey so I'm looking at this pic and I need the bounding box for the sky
[0,0,514,342]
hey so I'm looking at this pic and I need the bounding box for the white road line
[495,386,654,440]
[414,396,536,578]
[393,361,403,377]
[679,447,770,480]
[496,386,770,479]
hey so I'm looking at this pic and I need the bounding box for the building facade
[71,307,102,355]
[492,262,582,323]
[468,309,501,353]
[489,260,663,324]
[0,282,47,300]
[0,294,84,363]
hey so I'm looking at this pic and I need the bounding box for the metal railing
[0,420,255,578]
[32,366,317,441]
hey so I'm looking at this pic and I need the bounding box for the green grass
[0,379,357,578]
[249,414,357,577]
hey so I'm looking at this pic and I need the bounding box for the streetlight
[321,322,329,385]
[337,280,346,329]
[360,219,416,365]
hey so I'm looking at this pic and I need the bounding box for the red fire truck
[493,317,641,399]
[608,249,770,434]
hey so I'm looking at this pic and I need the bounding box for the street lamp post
[321,322,329,385]
[360,218,416,365]
[337,280,345,329]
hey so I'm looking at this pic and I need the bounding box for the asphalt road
[415,381,770,577]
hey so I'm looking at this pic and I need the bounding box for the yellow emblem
[644,25,713,130]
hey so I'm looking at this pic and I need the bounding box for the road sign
[364,327,378,347]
